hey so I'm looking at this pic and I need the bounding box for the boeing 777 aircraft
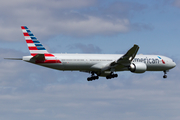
[5,26,176,81]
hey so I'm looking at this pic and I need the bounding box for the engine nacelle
[129,62,147,73]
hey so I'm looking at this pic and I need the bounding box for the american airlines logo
[158,56,165,64]
[133,56,165,64]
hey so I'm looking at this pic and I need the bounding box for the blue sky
[1,0,180,120]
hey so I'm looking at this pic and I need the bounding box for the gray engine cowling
[129,62,147,73]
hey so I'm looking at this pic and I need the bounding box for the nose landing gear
[163,70,167,78]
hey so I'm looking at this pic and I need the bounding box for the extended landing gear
[87,72,99,81]
[106,73,118,79]
[163,70,167,78]
[87,76,99,81]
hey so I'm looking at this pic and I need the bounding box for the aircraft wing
[110,44,139,66]
[101,44,139,72]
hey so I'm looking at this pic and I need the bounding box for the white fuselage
[23,54,176,73]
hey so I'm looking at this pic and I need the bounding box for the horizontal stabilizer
[4,58,22,60]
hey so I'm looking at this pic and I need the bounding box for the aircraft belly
[114,64,126,71]
[36,61,97,71]
[146,64,170,71]
[37,63,64,70]
[61,62,93,71]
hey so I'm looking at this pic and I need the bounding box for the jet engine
[129,62,147,73]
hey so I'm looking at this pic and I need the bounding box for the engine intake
[129,62,147,73]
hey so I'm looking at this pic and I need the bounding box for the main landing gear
[87,72,118,81]
[87,72,99,81]
[106,73,118,79]
[163,70,167,78]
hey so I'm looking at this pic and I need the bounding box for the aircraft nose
[172,62,176,68]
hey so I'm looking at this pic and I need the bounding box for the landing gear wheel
[163,75,167,78]
[114,74,118,77]
[87,77,92,81]
[106,73,118,79]
[106,76,111,79]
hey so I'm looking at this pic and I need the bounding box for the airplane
[5,26,176,81]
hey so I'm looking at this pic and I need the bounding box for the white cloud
[0,0,96,10]
[55,16,130,36]
[68,43,102,53]
[1,79,180,120]
[0,0,148,41]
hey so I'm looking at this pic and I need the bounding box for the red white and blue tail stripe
[21,26,61,63]
[21,26,49,56]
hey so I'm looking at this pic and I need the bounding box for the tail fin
[21,26,49,56]
[21,26,61,63]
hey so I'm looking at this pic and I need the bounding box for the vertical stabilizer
[21,26,61,63]
[21,26,49,56]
